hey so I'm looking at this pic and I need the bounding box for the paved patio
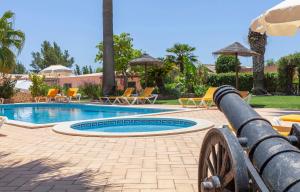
[0,106,294,192]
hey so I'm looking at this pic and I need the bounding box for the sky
[1,0,300,70]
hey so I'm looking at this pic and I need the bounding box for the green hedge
[206,72,279,92]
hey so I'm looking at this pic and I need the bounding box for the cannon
[198,85,300,192]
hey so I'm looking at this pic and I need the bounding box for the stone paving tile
[0,106,286,191]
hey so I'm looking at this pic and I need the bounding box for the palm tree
[166,43,197,73]
[102,0,115,95]
[248,29,267,95]
[0,11,25,73]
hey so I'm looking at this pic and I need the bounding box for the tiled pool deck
[0,105,297,192]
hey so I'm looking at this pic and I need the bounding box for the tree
[265,59,276,66]
[29,74,49,97]
[89,66,93,74]
[82,66,90,74]
[74,64,81,75]
[96,67,103,73]
[277,53,300,95]
[0,11,25,73]
[166,43,197,73]
[215,55,240,73]
[96,33,142,89]
[102,0,115,95]
[248,29,267,95]
[30,41,74,72]
[13,62,27,74]
[147,57,176,92]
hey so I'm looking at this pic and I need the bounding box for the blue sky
[1,0,300,70]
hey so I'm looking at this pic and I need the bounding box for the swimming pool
[53,117,214,137]
[0,103,176,126]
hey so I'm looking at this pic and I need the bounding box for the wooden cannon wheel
[198,128,249,192]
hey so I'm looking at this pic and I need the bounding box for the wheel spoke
[217,143,222,175]
[222,169,234,187]
[206,157,215,175]
[211,145,218,174]
[219,150,228,177]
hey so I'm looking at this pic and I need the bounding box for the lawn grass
[80,96,300,109]
[250,96,300,109]
[156,96,300,109]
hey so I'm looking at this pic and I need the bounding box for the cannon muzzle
[213,85,300,192]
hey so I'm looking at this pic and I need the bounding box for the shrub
[194,85,208,97]
[0,76,16,99]
[207,73,253,91]
[206,72,279,93]
[215,55,240,73]
[264,73,279,93]
[163,83,181,98]
[79,83,102,99]
[29,74,49,97]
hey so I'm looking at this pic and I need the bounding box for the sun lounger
[273,114,300,128]
[116,87,158,105]
[178,87,217,108]
[239,91,252,103]
[35,88,59,103]
[227,123,291,137]
[99,88,135,104]
[67,88,80,102]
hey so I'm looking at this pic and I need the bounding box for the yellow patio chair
[239,91,252,104]
[99,88,135,104]
[67,88,80,101]
[227,124,291,137]
[46,88,59,102]
[273,114,299,126]
[119,87,158,105]
[178,87,217,108]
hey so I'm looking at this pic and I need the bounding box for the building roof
[203,64,216,73]
[239,65,278,73]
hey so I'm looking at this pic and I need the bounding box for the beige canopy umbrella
[129,53,163,87]
[213,42,259,89]
[39,65,73,77]
[251,0,300,36]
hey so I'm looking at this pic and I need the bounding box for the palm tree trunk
[248,29,267,95]
[102,0,115,96]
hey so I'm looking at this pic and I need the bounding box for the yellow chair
[119,87,158,105]
[178,87,217,108]
[227,124,291,137]
[278,114,300,123]
[239,91,252,103]
[47,89,59,102]
[99,88,135,104]
[67,88,80,101]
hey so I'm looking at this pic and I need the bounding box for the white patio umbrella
[39,65,73,77]
[251,0,300,36]
[15,80,32,91]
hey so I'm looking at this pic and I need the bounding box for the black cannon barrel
[214,85,300,192]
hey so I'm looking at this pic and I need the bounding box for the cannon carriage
[198,86,300,192]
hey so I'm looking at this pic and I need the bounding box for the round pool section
[53,117,214,137]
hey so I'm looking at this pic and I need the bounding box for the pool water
[71,118,197,133]
[0,103,174,124]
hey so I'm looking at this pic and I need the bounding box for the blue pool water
[71,118,196,133]
[0,103,174,124]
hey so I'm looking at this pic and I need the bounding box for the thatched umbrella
[129,53,163,87]
[213,42,259,89]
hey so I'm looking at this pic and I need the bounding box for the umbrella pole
[235,53,239,90]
